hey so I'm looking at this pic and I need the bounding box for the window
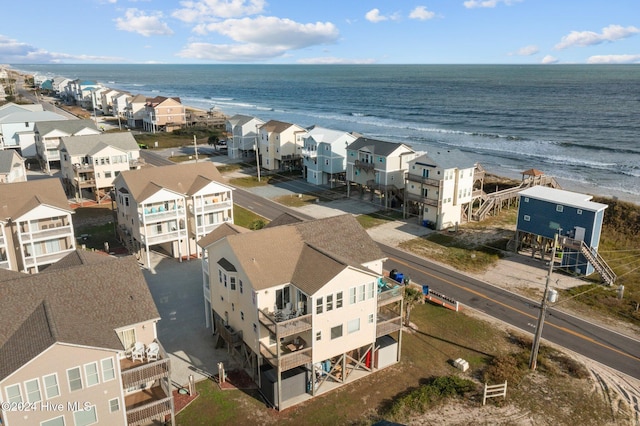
[230,277,236,290]
[348,318,361,334]
[367,282,375,299]
[358,284,365,302]
[577,209,583,215]
[349,287,356,304]
[556,205,564,213]
[85,362,99,387]
[105,171,112,179]
[331,324,343,339]
[326,294,333,311]
[25,379,42,403]
[67,367,82,392]
[336,291,343,309]
[223,273,227,287]
[524,197,529,203]
[43,374,60,399]
[109,398,120,413]
[239,280,244,294]
[218,269,222,284]
[523,215,531,221]
[368,313,374,324]
[6,383,22,403]
[241,311,244,321]
[73,405,97,426]
[316,331,322,341]
[253,323,257,333]
[40,416,65,426]
[101,358,115,382]
[117,328,136,350]
[316,297,323,314]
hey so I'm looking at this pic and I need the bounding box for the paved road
[382,245,640,379]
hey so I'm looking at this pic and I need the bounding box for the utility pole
[194,135,199,163]
[255,125,261,182]
[529,232,559,370]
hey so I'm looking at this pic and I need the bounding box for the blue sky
[1,0,638,64]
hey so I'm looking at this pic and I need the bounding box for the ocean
[14,64,640,204]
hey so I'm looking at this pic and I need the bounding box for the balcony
[378,279,404,307]
[140,229,182,245]
[121,340,173,425]
[23,248,76,268]
[74,177,96,189]
[258,309,312,340]
[140,206,185,222]
[73,163,94,172]
[354,159,375,171]
[376,314,402,338]
[302,148,318,158]
[129,158,145,168]
[216,320,243,347]
[405,173,440,187]
[259,340,312,371]
[120,340,170,389]
[405,192,440,207]
[190,200,233,215]
[20,225,73,242]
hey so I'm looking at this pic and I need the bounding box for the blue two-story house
[515,186,615,284]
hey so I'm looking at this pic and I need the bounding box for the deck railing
[258,310,312,339]
[126,396,172,426]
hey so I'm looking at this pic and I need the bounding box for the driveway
[142,252,229,388]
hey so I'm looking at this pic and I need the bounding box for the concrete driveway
[142,252,229,388]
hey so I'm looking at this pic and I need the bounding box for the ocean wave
[556,141,640,155]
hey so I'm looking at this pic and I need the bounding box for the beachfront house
[113,162,234,268]
[197,214,401,410]
[226,114,265,159]
[404,149,479,230]
[258,120,307,171]
[0,251,175,426]
[100,89,122,115]
[142,96,186,133]
[345,137,416,208]
[302,125,359,186]
[124,94,147,129]
[0,178,76,273]
[0,149,26,184]
[0,103,67,157]
[63,79,101,107]
[59,132,143,202]
[34,119,100,173]
[515,186,615,284]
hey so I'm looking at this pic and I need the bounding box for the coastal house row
[113,162,234,269]
[197,214,403,410]
[34,119,100,173]
[0,251,175,426]
[0,102,67,157]
[0,178,76,274]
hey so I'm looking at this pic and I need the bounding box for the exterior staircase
[560,237,616,285]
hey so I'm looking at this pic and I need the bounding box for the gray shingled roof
[0,150,23,174]
[0,178,71,220]
[260,120,299,134]
[263,212,305,228]
[412,149,476,171]
[60,132,139,156]
[34,119,98,137]
[115,162,225,201]
[227,114,261,127]
[197,222,248,248]
[347,137,414,157]
[0,252,160,381]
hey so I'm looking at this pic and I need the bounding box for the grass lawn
[233,205,269,229]
[228,175,275,188]
[177,301,615,425]
[356,210,404,229]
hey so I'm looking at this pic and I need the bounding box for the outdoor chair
[146,342,160,361]
[131,342,146,362]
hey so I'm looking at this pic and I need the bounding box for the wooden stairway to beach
[560,237,617,285]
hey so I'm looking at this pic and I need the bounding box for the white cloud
[555,24,640,50]
[296,57,377,64]
[172,0,265,23]
[409,6,435,21]
[177,42,284,61]
[365,9,387,23]
[541,55,558,64]
[203,16,338,49]
[115,9,174,37]
[463,0,519,9]
[177,16,339,61]
[0,34,123,63]
[509,45,539,56]
[587,54,640,64]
